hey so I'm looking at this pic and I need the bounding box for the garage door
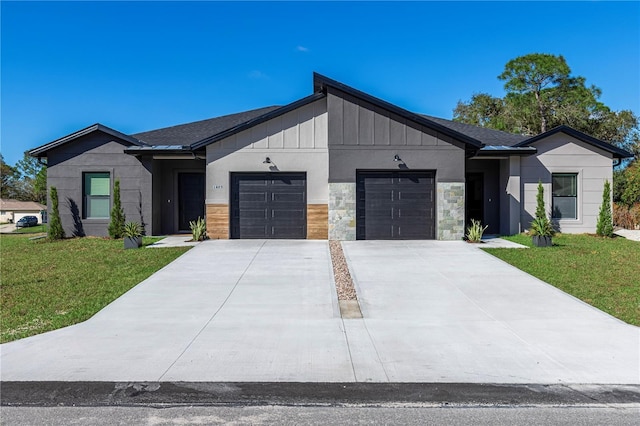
[356,171,435,240]
[231,172,306,239]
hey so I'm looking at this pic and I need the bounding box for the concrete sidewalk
[1,240,638,384]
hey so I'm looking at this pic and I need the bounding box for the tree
[108,179,125,239]
[621,162,640,206]
[535,181,547,222]
[454,53,639,158]
[498,53,571,133]
[48,186,65,240]
[0,154,19,199]
[596,180,614,237]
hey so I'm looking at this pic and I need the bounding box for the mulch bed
[329,241,357,301]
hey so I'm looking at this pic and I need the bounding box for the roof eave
[514,125,634,159]
[29,123,144,157]
[190,92,326,150]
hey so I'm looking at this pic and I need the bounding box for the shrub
[465,219,488,243]
[596,180,614,237]
[108,179,125,239]
[614,202,640,229]
[530,182,554,237]
[47,186,65,240]
[189,217,207,241]
[621,162,640,207]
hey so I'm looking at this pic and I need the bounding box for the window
[83,172,110,219]
[552,173,577,219]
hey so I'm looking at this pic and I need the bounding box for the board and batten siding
[521,133,614,234]
[326,88,466,183]
[205,98,329,238]
[45,132,153,237]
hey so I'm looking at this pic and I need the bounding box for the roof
[515,125,634,159]
[190,93,326,150]
[133,106,281,146]
[421,115,529,147]
[313,73,484,149]
[0,199,46,211]
[29,124,143,157]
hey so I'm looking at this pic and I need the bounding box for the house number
[213,185,223,189]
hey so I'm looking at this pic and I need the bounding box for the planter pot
[124,236,142,249]
[532,235,552,247]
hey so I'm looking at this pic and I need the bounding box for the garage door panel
[231,173,307,239]
[357,171,435,240]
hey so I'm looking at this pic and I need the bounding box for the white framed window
[83,172,110,219]
[552,173,577,219]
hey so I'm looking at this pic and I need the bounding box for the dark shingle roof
[420,115,529,147]
[132,106,281,146]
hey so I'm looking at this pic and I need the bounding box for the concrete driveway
[1,240,638,383]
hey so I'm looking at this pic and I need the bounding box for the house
[0,199,46,224]
[28,73,633,240]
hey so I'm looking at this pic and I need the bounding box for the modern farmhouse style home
[29,73,632,240]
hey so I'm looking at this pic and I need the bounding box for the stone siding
[437,182,465,240]
[328,183,356,240]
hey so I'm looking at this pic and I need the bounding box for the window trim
[551,172,579,220]
[82,171,112,220]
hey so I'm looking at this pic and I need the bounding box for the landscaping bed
[0,234,190,342]
[484,233,640,326]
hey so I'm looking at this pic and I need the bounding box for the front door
[465,173,484,227]
[178,173,205,231]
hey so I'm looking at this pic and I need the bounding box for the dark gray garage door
[356,171,435,240]
[231,172,306,239]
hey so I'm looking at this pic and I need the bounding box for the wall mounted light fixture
[393,154,402,162]
[263,157,271,164]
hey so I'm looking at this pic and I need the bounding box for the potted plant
[530,216,555,247]
[123,221,143,249]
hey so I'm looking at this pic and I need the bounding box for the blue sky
[2,1,639,166]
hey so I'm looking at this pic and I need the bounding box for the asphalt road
[2,405,639,426]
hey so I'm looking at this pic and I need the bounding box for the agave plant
[466,219,488,243]
[189,217,207,241]
[123,221,142,238]
[529,216,555,237]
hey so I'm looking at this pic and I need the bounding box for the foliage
[621,162,640,206]
[465,219,488,243]
[189,216,207,241]
[485,234,640,326]
[108,179,126,239]
[454,53,639,159]
[0,234,189,342]
[530,182,554,237]
[613,203,640,230]
[596,180,614,237]
[47,186,65,240]
[0,152,47,203]
[123,221,142,238]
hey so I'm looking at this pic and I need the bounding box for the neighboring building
[28,73,633,239]
[0,199,46,224]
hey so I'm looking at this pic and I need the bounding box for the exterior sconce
[263,157,271,164]
[393,154,402,162]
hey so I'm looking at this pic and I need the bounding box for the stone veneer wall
[437,182,465,240]
[328,183,356,240]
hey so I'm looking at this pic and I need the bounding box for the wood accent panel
[206,204,229,239]
[307,204,328,240]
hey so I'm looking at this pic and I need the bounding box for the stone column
[328,183,356,240]
[437,182,465,240]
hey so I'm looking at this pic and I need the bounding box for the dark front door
[465,173,484,227]
[178,173,205,231]
[231,172,306,239]
[356,171,435,240]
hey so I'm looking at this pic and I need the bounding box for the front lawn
[0,235,190,342]
[14,224,47,234]
[484,234,639,326]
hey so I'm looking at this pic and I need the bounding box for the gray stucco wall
[45,131,153,237]
[520,133,614,234]
[326,89,466,240]
[205,98,328,205]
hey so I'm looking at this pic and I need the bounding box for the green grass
[13,224,47,234]
[484,234,640,326]
[0,234,190,342]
